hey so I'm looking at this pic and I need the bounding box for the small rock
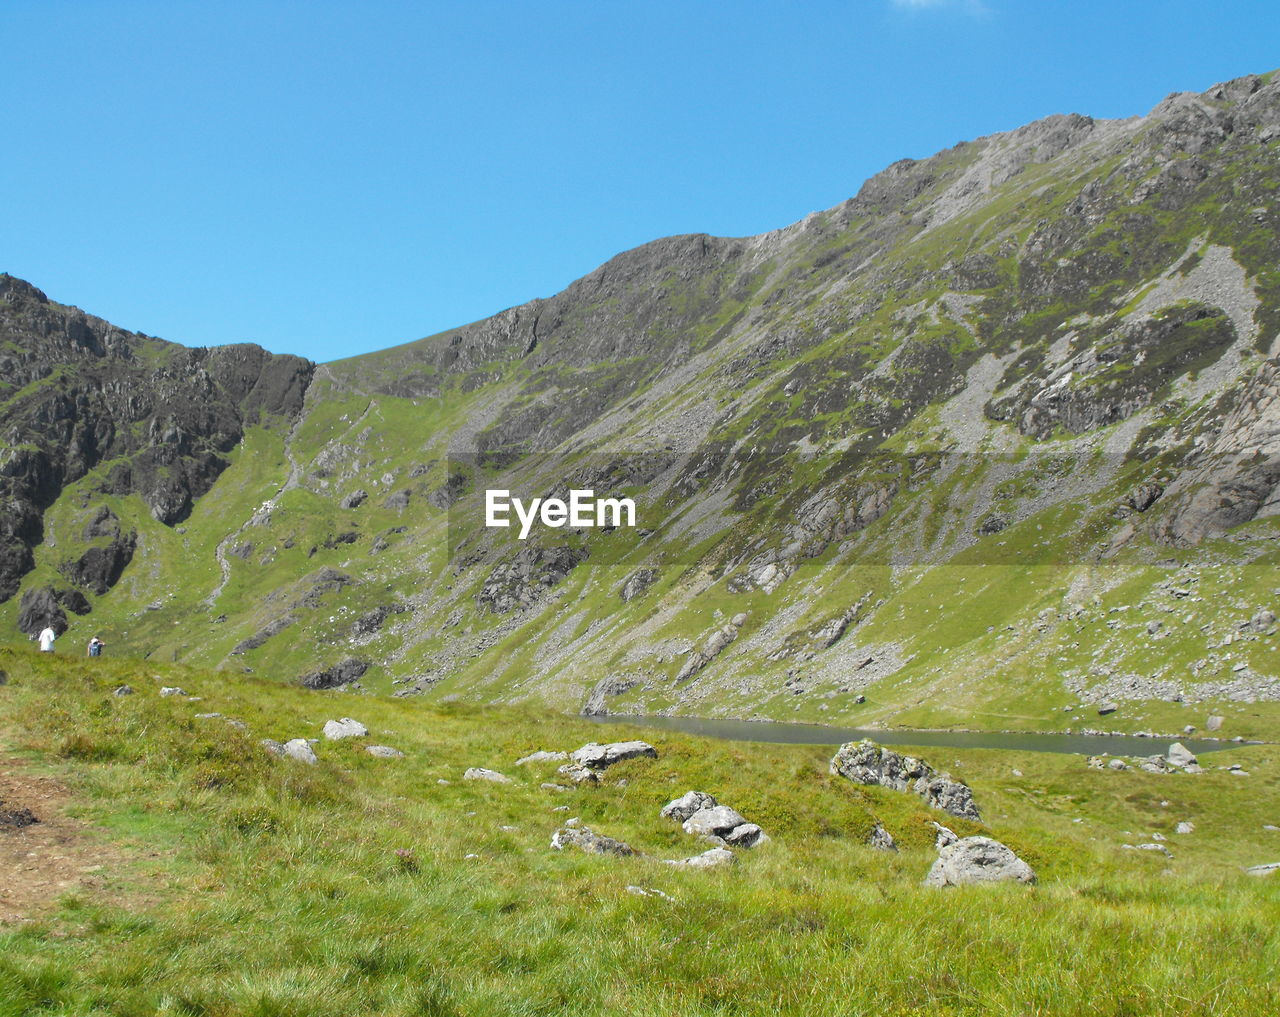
[1108,759,1130,771]
[366,745,404,759]
[464,767,512,784]
[159,687,187,697]
[1244,862,1280,877]
[1098,702,1119,716]
[541,783,572,793]
[283,739,318,765]
[868,824,898,852]
[556,762,600,785]
[112,685,134,697]
[323,717,368,740]
[626,885,675,901]
[194,712,223,719]
[1175,821,1194,834]
[260,739,286,757]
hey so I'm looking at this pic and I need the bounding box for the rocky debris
[570,741,657,770]
[365,745,405,759]
[550,825,637,857]
[159,687,187,697]
[619,568,658,603]
[322,717,368,740]
[830,740,981,821]
[1165,742,1197,767]
[283,739,318,764]
[924,836,1036,888]
[300,658,369,690]
[477,545,588,614]
[660,791,718,823]
[339,489,368,509]
[868,824,898,852]
[515,750,569,766]
[581,675,643,716]
[1244,862,1280,877]
[112,685,134,697]
[464,767,513,785]
[664,847,736,870]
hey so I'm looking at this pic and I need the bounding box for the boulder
[366,745,404,759]
[112,685,134,697]
[1175,821,1195,834]
[914,775,981,822]
[868,824,898,852]
[159,687,187,697]
[664,847,736,870]
[1206,715,1225,731]
[339,489,368,509]
[515,750,569,766]
[723,823,767,848]
[464,767,512,784]
[683,805,749,839]
[1166,742,1197,767]
[283,739,318,764]
[323,717,368,740]
[619,568,658,603]
[570,740,658,770]
[550,825,637,857]
[660,791,718,823]
[924,836,1036,888]
[557,762,600,785]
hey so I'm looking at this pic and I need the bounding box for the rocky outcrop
[477,545,588,614]
[550,825,637,857]
[300,658,369,690]
[830,740,981,822]
[322,718,368,740]
[570,741,658,769]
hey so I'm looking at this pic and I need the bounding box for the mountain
[3,70,1280,739]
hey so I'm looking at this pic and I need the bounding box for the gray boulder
[159,686,187,697]
[664,847,736,869]
[112,685,134,697]
[515,750,569,766]
[683,805,748,839]
[723,823,767,848]
[661,791,718,823]
[323,717,368,740]
[924,836,1036,888]
[322,716,368,741]
[550,825,637,857]
[366,745,404,759]
[283,738,318,765]
[464,767,512,784]
[570,740,657,770]
[556,762,600,785]
[914,775,981,822]
[1206,714,1225,731]
[868,824,898,852]
[1166,742,1197,767]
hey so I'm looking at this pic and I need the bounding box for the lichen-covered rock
[283,739,318,765]
[366,745,405,759]
[660,791,718,823]
[831,740,981,821]
[550,825,637,857]
[682,805,749,839]
[464,767,512,784]
[515,750,569,766]
[570,740,657,769]
[924,836,1036,888]
[868,824,898,852]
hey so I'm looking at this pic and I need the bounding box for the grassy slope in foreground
[1,647,1278,1017]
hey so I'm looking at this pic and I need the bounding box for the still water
[588,713,1242,756]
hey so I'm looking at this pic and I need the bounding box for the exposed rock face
[477,544,588,614]
[339,489,368,509]
[619,568,658,602]
[300,658,369,690]
[830,740,981,821]
[580,675,642,716]
[923,836,1036,887]
[60,530,137,596]
[0,274,313,603]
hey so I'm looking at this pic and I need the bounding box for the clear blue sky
[3,1,1277,363]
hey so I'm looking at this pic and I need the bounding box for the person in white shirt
[38,626,57,652]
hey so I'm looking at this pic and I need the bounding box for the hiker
[87,636,105,658]
[38,626,57,653]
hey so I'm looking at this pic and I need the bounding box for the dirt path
[0,760,124,925]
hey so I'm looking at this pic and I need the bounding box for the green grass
[2,647,1279,1016]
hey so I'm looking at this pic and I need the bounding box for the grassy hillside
[2,647,1278,1015]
